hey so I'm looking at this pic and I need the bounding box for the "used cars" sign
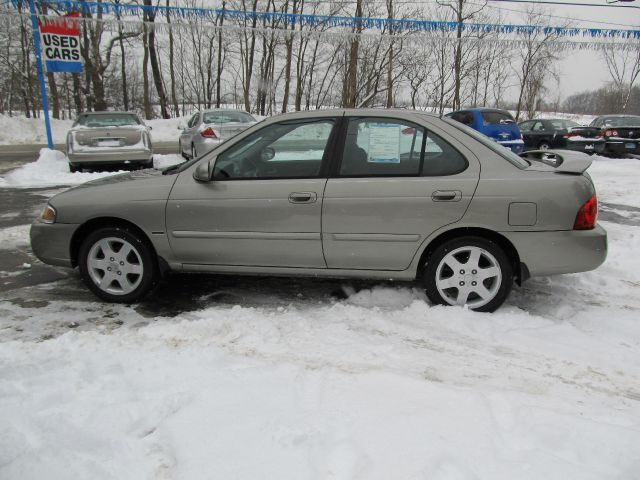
[39,12,83,73]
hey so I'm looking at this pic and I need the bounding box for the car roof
[77,111,139,116]
[259,108,441,120]
[201,109,253,114]
[595,114,640,119]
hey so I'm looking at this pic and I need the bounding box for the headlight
[39,205,56,224]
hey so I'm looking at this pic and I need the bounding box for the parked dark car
[589,115,640,156]
[446,108,524,154]
[518,118,605,154]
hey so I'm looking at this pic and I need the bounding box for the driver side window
[213,119,335,179]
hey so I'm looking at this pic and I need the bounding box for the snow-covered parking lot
[1,152,640,479]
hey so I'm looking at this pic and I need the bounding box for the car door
[322,116,480,271]
[180,113,200,155]
[519,121,534,148]
[166,117,339,268]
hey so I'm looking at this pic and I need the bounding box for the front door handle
[432,190,462,202]
[288,192,317,204]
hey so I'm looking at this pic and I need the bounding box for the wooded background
[1,0,639,121]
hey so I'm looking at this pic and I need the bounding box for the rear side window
[339,118,467,177]
[449,111,474,126]
[481,111,515,125]
[519,121,533,131]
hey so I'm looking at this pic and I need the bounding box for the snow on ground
[0,149,184,188]
[0,224,30,249]
[0,154,639,479]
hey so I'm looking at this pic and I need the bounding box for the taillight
[574,194,598,230]
[200,127,218,138]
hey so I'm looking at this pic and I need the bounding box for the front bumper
[67,149,152,165]
[502,225,607,277]
[30,221,78,268]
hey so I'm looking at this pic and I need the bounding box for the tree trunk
[216,2,226,108]
[343,0,363,108]
[167,0,179,116]
[144,0,169,118]
[46,72,60,119]
[142,24,152,119]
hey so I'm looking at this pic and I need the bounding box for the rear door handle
[431,190,462,202]
[288,192,317,204]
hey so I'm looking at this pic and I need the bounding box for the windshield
[601,116,640,127]
[203,111,255,124]
[75,113,140,128]
[442,117,529,169]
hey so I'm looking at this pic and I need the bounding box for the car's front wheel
[538,141,550,150]
[78,227,157,303]
[423,236,513,312]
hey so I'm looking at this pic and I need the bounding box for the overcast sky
[480,0,639,98]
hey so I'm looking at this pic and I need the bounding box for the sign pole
[27,0,54,150]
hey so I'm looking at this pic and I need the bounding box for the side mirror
[193,159,213,182]
[177,122,186,130]
[148,126,153,130]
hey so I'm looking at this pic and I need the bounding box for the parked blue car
[445,108,524,154]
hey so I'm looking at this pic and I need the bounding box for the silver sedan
[178,109,257,159]
[32,109,607,312]
[66,111,153,171]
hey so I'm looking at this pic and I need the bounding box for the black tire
[538,142,550,150]
[191,144,197,159]
[69,163,80,173]
[423,236,513,313]
[78,226,158,303]
[141,158,154,169]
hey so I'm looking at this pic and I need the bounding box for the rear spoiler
[520,150,594,174]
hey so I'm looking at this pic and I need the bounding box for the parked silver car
[66,111,153,172]
[178,109,257,159]
[32,109,607,312]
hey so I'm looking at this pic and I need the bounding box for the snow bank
[0,150,184,188]
[0,149,125,188]
[0,114,73,145]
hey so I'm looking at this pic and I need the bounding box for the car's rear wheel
[191,144,197,159]
[538,141,550,150]
[179,140,188,159]
[69,164,81,173]
[78,227,157,303]
[423,236,513,312]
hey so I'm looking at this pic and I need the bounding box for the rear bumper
[498,139,524,154]
[30,221,78,268]
[502,225,607,277]
[603,140,640,154]
[68,149,152,165]
[564,141,605,154]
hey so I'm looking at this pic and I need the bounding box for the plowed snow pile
[0,155,639,480]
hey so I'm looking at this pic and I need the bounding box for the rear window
[481,111,515,125]
[203,111,255,124]
[75,113,140,127]
[550,120,578,129]
[600,116,640,127]
[443,117,529,169]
